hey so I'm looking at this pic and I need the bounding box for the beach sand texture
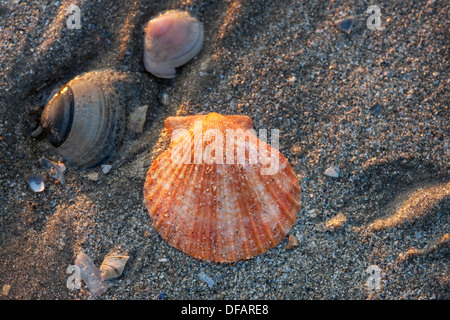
[0,0,448,299]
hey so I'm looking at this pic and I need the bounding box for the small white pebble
[87,172,99,181]
[324,166,340,178]
[287,75,296,83]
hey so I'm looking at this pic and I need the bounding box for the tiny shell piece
[40,156,65,184]
[25,173,46,193]
[100,254,130,280]
[324,166,340,178]
[198,271,215,288]
[143,113,302,262]
[128,105,149,133]
[286,234,298,250]
[75,252,107,297]
[143,10,204,79]
[335,16,354,34]
[101,164,112,174]
[2,284,11,296]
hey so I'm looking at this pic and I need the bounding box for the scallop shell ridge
[143,113,301,262]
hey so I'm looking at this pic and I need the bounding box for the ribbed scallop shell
[143,113,301,263]
[143,10,204,79]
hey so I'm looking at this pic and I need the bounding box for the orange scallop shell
[143,113,301,262]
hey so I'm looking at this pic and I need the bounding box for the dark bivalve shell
[40,71,126,167]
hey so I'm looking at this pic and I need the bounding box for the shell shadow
[346,157,449,299]
[349,157,449,228]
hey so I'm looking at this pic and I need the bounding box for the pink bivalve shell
[143,10,204,79]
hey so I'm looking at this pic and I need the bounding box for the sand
[0,0,448,300]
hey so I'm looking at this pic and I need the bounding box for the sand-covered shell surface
[143,10,204,79]
[40,70,127,168]
[143,113,301,263]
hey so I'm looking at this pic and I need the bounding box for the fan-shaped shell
[143,10,204,79]
[40,71,126,167]
[143,113,301,262]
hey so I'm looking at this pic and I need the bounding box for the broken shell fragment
[335,16,354,34]
[198,271,215,288]
[324,166,340,178]
[127,105,148,133]
[2,284,11,296]
[143,10,204,79]
[25,173,46,193]
[40,156,65,184]
[143,113,302,263]
[75,251,107,297]
[40,71,126,168]
[100,254,130,280]
[286,234,298,250]
[101,164,112,174]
